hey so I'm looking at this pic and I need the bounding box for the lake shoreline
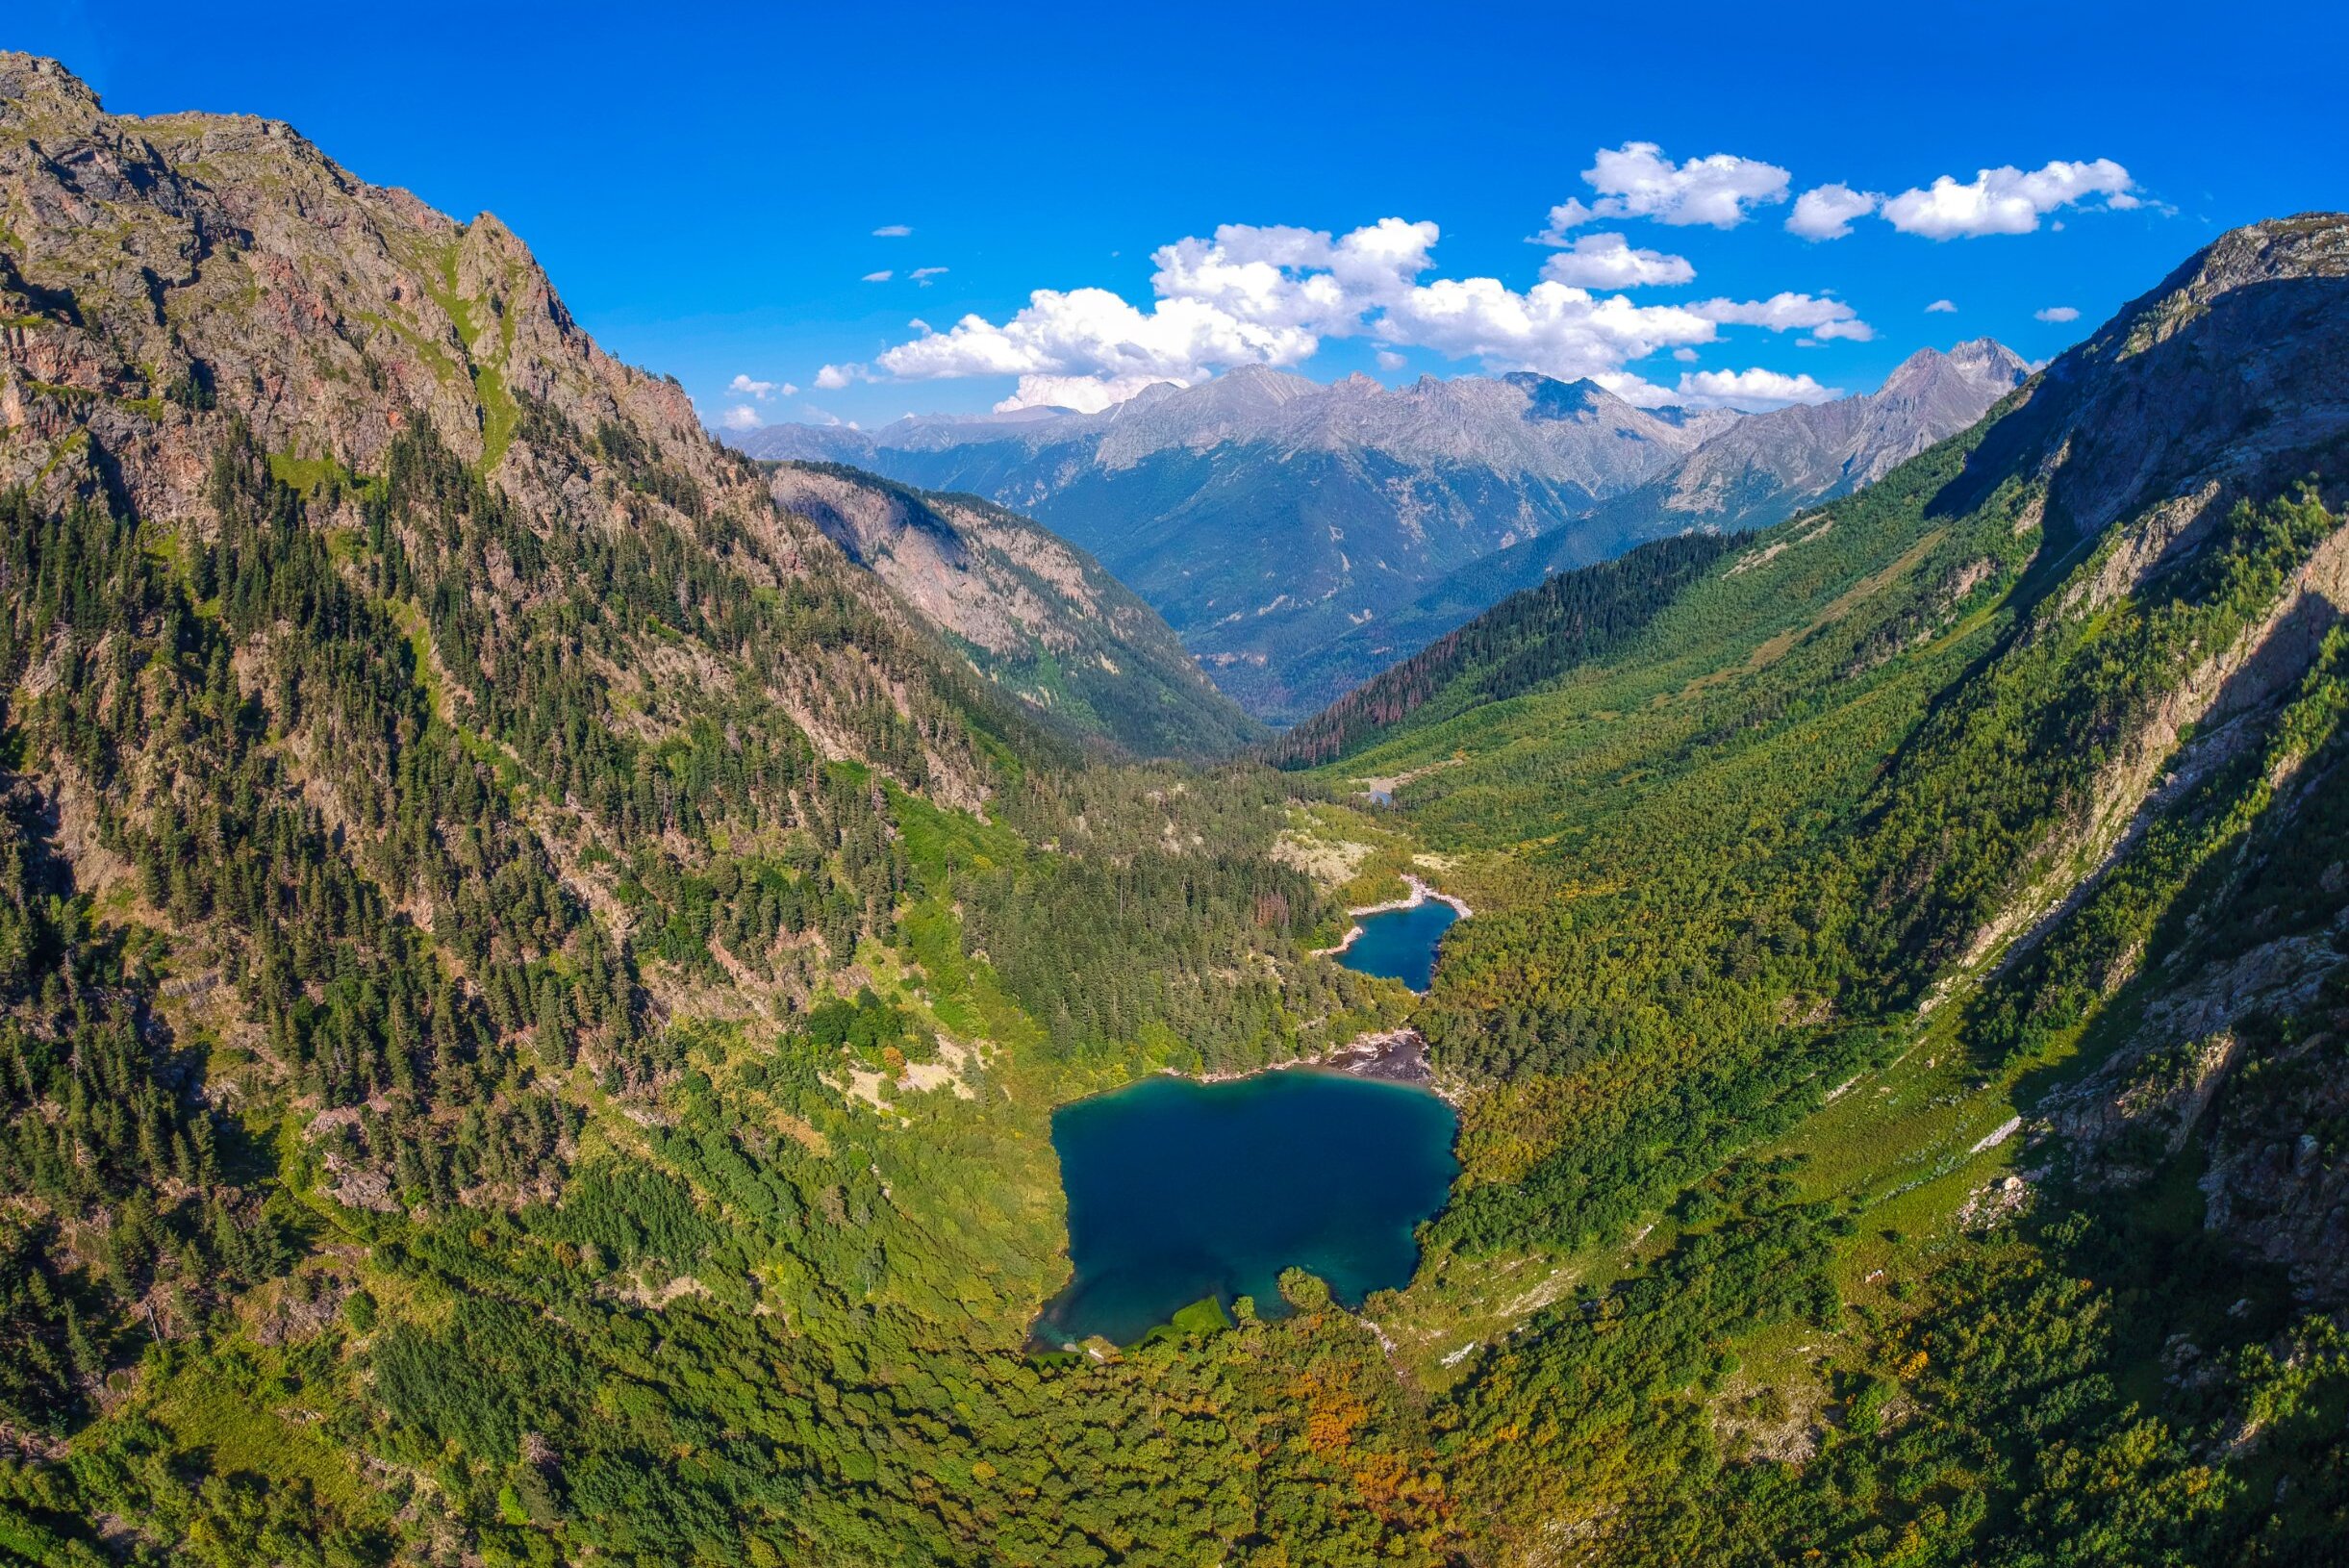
[1310,874,1474,961]
[1157,1025,1463,1105]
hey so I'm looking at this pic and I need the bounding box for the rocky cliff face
[764,464,1263,758]
[1916,217,2349,1305]
[1958,215,2349,550]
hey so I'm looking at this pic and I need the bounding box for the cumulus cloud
[1537,232,1696,289]
[872,224,911,238]
[859,214,1876,410]
[1376,349,1408,371]
[1535,142,1791,239]
[1926,299,1958,314]
[814,364,872,391]
[862,269,894,283]
[1001,373,1176,414]
[1787,183,1880,240]
[1675,367,1840,410]
[718,405,763,431]
[729,374,795,400]
[1694,291,1873,341]
[875,219,1439,408]
[911,266,948,285]
[1882,159,2136,240]
[1378,277,1721,384]
[2034,305,2082,322]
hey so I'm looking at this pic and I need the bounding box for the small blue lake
[1037,1071,1458,1347]
[1333,898,1460,993]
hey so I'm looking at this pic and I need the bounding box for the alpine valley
[5,47,2349,1568]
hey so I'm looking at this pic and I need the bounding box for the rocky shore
[1161,1025,1454,1100]
[1319,1027,1435,1086]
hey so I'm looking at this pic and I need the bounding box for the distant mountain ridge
[733,347,2024,721]
[1280,339,2031,707]
[735,367,1719,719]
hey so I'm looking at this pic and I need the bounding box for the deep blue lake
[1036,1071,1458,1347]
[1334,898,1460,993]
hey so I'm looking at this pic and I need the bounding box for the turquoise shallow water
[1037,1071,1458,1346]
[1334,898,1459,993]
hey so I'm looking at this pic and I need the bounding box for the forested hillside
[0,56,1423,1566]
[1307,212,2349,1563]
[5,48,2349,1568]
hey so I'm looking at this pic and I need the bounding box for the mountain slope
[1296,212,2349,1562]
[0,55,1432,1566]
[11,46,2349,1568]
[765,463,1265,758]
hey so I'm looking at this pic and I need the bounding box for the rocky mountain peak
[1947,337,2032,382]
[1877,338,2030,406]
[1970,214,2349,542]
[2087,212,2349,367]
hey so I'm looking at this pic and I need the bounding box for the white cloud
[1925,298,1958,314]
[719,405,763,431]
[862,269,894,283]
[875,219,1440,408]
[911,266,948,285]
[1537,232,1696,289]
[2034,305,2082,322]
[728,374,795,400]
[1695,291,1873,341]
[1881,159,2135,240]
[1786,183,1880,240]
[1675,367,1840,410]
[872,224,911,238]
[860,214,1882,410]
[1377,278,1720,383]
[814,364,872,391]
[1535,142,1791,239]
[1376,349,1407,371]
[998,373,1175,414]
[1672,346,1700,363]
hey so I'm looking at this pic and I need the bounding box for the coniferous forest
[2,51,2348,1568]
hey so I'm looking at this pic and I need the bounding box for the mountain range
[734,342,2028,720]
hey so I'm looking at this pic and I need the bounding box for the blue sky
[16,1,2345,429]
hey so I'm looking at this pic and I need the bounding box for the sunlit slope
[1317,214,2349,1258]
[1340,215,2349,1564]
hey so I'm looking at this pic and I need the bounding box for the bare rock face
[1655,339,2033,518]
[0,50,724,518]
[1954,214,2349,547]
[2201,1007,2349,1304]
[764,465,1263,758]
